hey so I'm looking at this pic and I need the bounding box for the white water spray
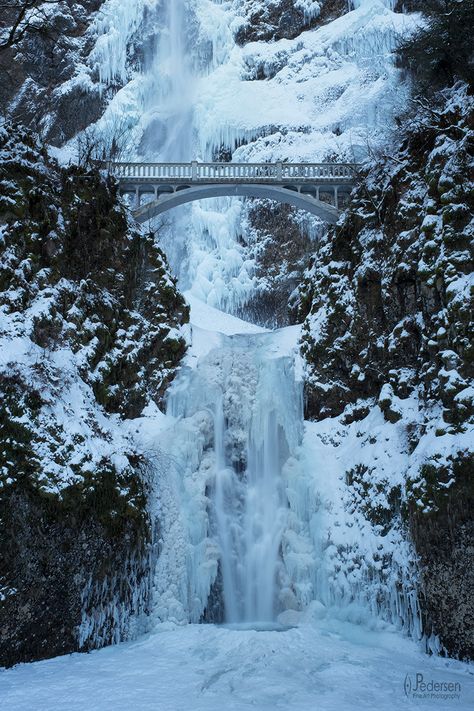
[142,0,195,160]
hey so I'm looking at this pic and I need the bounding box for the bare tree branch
[0,1,62,53]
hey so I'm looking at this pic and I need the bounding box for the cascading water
[141,0,195,161]
[163,337,304,625]
[213,354,302,623]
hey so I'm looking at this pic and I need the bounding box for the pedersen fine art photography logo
[404,672,462,701]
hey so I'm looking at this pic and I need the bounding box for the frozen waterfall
[140,0,195,161]
[90,0,426,646]
[163,335,304,625]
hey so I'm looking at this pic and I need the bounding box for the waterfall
[90,0,425,644]
[162,337,303,625]
[142,0,195,160]
[214,357,300,623]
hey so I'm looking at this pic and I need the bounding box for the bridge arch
[131,184,342,224]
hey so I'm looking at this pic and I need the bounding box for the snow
[2,621,472,711]
[186,291,267,335]
[0,331,136,494]
[446,272,474,303]
[194,1,416,161]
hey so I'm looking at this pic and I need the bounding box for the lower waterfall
[213,355,301,624]
[149,311,427,646]
[157,328,303,625]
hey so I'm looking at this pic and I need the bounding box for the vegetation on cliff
[298,1,474,658]
[0,123,188,666]
[233,0,349,45]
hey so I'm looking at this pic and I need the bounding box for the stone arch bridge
[108,161,359,224]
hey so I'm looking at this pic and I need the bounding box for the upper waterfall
[141,0,196,160]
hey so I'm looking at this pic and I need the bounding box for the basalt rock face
[0,1,107,144]
[298,83,474,658]
[407,455,474,660]
[0,124,189,666]
[239,200,319,328]
[0,449,155,668]
[234,0,348,46]
[299,84,473,424]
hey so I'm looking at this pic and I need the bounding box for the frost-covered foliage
[299,83,474,658]
[0,123,188,666]
[300,83,473,426]
[0,125,188,418]
[238,201,322,327]
[397,0,474,92]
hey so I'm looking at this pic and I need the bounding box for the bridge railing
[107,161,358,182]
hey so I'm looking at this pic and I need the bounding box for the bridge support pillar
[334,186,339,210]
[135,186,140,208]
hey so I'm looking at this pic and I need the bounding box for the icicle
[89,0,150,86]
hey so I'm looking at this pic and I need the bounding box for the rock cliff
[0,123,188,666]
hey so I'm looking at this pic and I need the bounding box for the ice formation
[87,0,429,642]
[159,333,303,623]
[87,0,419,315]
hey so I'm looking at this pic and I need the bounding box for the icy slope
[120,290,426,649]
[127,297,303,625]
[196,0,415,162]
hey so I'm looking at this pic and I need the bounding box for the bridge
[108,162,359,224]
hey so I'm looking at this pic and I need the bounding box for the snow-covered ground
[2,620,472,711]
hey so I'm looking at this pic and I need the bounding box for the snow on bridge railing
[106,161,359,182]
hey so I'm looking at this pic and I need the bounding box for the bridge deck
[108,161,358,184]
[105,161,359,222]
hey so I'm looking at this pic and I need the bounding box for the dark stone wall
[238,201,317,328]
[0,484,156,667]
[407,455,474,660]
[0,1,105,144]
[235,0,349,46]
